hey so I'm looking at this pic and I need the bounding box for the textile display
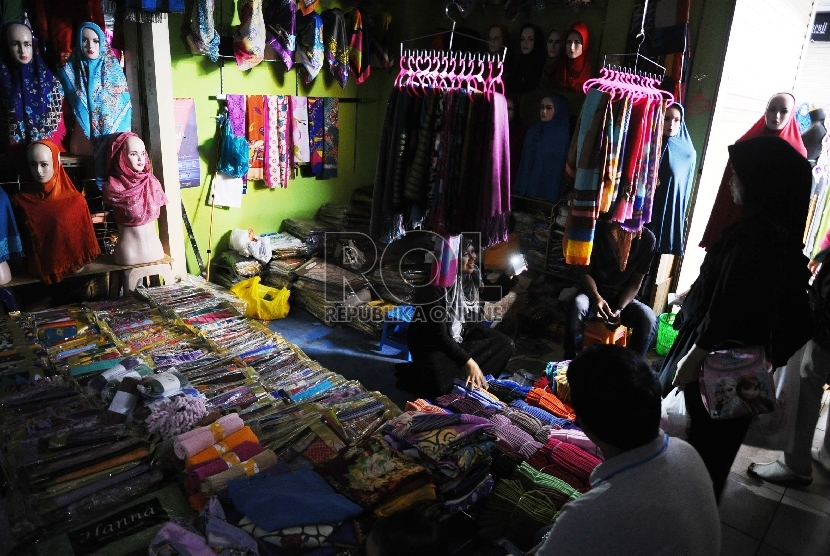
[28,0,105,66]
[321,97,339,179]
[295,12,323,83]
[263,95,287,189]
[514,93,570,202]
[14,140,100,283]
[188,0,220,61]
[322,8,349,88]
[347,8,370,84]
[233,0,266,71]
[551,22,592,94]
[308,97,324,175]
[291,96,310,163]
[200,449,278,494]
[0,23,64,151]
[174,413,245,458]
[700,92,808,249]
[245,95,265,180]
[0,187,22,263]
[187,440,263,484]
[647,103,696,255]
[478,478,557,549]
[264,0,296,69]
[58,22,132,189]
[185,425,259,467]
[173,98,200,188]
[104,132,168,227]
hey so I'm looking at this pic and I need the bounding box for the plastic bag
[661,387,689,440]
[230,229,272,263]
[743,354,802,452]
[230,276,290,320]
[217,116,249,178]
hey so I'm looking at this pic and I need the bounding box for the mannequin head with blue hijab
[647,103,697,255]
[514,92,570,203]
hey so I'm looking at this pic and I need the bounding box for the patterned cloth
[308,97,324,176]
[246,95,265,180]
[0,23,63,149]
[487,414,542,459]
[233,0,265,71]
[58,22,131,188]
[322,8,349,89]
[509,400,576,429]
[104,132,168,226]
[0,187,22,263]
[320,97,339,179]
[295,12,323,83]
[264,0,295,69]
[291,96,310,163]
[296,0,319,16]
[264,96,280,189]
[187,0,219,62]
[347,8,370,84]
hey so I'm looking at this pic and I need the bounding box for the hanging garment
[58,22,132,189]
[296,0,319,16]
[320,97,339,180]
[0,187,22,263]
[14,140,100,283]
[430,235,461,289]
[124,0,186,23]
[308,97,324,176]
[263,95,280,189]
[28,0,105,67]
[551,21,592,94]
[700,92,808,249]
[233,0,266,71]
[103,132,168,227]
[246,95,265,181]
[347,8,371,85]
[263,0,295,69]
[648,103,696,255]
[514,93,570,202]
[370,11,393,72]
[291,96,310,164]
[187,0,220,62]
[295,12,323,83]
[0,1,24,25]
[322,9,349,89]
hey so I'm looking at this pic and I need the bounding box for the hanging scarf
[506,24,545,95]
[28,0,105,67]
[514,93,570,202]
[124,0,186,23]
[233,0,265,71]
[308,97,324,176]
[291,96,310,164]
[347,8,371,85]
[246,95,265,180]
[296,0,319,16]
[700,92,808,248]
[648,103,696,255]
[263,96,280,189]
[322,9,349,89]
[0,23,64,151]
[187,0,219,62]
[58,22,132,188]
[264,0,295,69]
[370,11,393,71]
[320,97,338,180]
[551,22,592,94]
[295,12,323,84]
[14,140,100,283]
[0,187,22,263]
[103,132,168,227]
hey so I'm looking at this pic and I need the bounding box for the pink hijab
[104,132,168,227]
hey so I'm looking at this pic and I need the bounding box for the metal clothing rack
[601,53,666,81]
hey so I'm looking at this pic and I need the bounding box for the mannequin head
[764,93,794,131]
[519,25,536,55]
[6,23,33,65]
[488,25,509,55]
[565,30,584,60]
[546,29,562,59]
[664,105,682,138]
[506,95,517,123]
[125,136,147,172]
[540,95,555,123]
[81,27,100,60]
[28,142,54,185]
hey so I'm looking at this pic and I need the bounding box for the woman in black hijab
[658,135,814,499]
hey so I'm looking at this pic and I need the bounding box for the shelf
[3,255,174,288]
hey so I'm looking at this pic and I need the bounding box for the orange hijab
[15,139,100,283]
[700,93,807,249]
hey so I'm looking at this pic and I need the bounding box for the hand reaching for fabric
[464,358,488,390]
[672,345,709,389]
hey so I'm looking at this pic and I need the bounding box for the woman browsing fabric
[699,93,807,249]
[400,240,525,398]
[657,136,813,499]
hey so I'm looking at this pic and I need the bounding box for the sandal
[812,447,830,472]
[747,459,812,486]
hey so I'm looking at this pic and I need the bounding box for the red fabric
[29,0,105,67]
[15,139,100,284]
[551,22,592,94]
[700,93,808,249]
[104,132,168,227]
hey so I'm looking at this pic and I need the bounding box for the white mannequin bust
[7,23,33,65]
[112,137,165,266]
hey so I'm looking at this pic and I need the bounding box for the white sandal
[747,459,812,486]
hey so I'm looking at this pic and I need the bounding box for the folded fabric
[526,388,577,421]
[149,521,215,556]
[185,426,258,467]
[442,474,495,517]
[201,449,278,494]
[543,438,601,483]
[188,441,264,484]
[373,483,436,517]
[49,445,151,485]
[404,399,451,414]
[548,429,603,459]
[487,414,543,459]
[175,413,245,459]
[513,461,581,510]
[51,463,149,508]
[509,400,575,429]
[228,467,363,531]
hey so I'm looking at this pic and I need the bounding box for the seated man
[564,218,657,359]
[535,345,721,556]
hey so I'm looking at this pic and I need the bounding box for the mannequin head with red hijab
[552,22,591,94]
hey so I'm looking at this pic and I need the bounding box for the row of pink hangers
[395,49,506,97]
[583,66,675,105]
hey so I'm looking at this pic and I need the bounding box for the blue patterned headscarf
[295,12,323,83]
[58,22,132,187]
[0,23,63,147]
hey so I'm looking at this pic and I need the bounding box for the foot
[812,447,830,472]
[747,458,812,486]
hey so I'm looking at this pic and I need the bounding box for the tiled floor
[720,390,830,556]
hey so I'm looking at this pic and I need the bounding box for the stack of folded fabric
[526,437,602,491]
[404,398,451,414]
[545,360,572,403]
[485,413,543,459]
[263,231,309,259]
[211,250,263,288]
[484,374,534,403]
[478,478,558,550]
[548,428,603,459]
[509,399,575,430]
[281,219,330,255]
[512,461,581,510]
[501,406,553,443]
[345,187,373,234]
[263,257,304,289]
[526,387,576,421]
[316,203,351,230]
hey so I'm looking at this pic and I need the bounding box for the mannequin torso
[115,222,165,266]
[0,261,10,285]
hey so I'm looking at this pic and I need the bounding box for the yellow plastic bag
[230,277,291,320]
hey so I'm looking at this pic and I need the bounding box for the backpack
[809,248,830,350]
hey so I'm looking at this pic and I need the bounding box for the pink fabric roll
[548,429,603,460]
[187,441,264,485]
[174,413,245,459]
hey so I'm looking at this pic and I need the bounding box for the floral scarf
[295,12,323,83]
[347,8,371,84]
[246,95,265,180]
[187,0,219,62]
[104,132,168,227]
[264,95,292,189]
[308,97,324,176]
[291,96,310,164]
[320,97,338,179]
[264,0,295,69]
[322,9,349,89]
[233,0,265,71]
